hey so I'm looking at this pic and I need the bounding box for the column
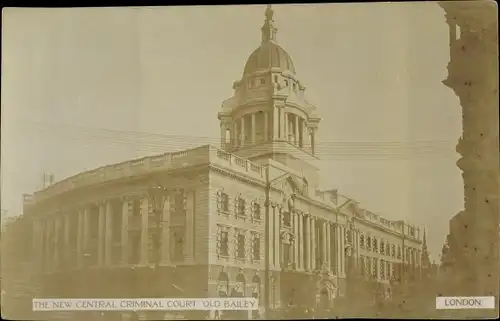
[326,223,331,271]
[294,115,299,145]
[264,111,269,142]
[311,129,316,155]
[273,107,279,140]
[301,120,307,148]
[322,221,327,267]
[274,207,280,268]
[140,196,149,265]
[240,116,246,147]
[77,211,83,268]
[269,204,275,268]
[310,217,316,270]
[64,214,70,265]
[185,189,195,260]
[293,212,299,267]
[284,112,289,142]
[233,122,238,148]
[44,218,52,272]
[54,217,62,268]
[251,113,256,144]
[280,107,285,139]
[121,197,129,264]
[336,225,342,276]
[83,208,90,257]
[220,124,226,149]
[105,201,113,265]
[340,226,345,276]
[298,212,304,270]
[98,202,106,265]
[33,219,42,271]
[304,215,310,271]
[161,194,171,263]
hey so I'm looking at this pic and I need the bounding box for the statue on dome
[265,5,274,21]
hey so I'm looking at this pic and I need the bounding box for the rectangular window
[237,198,246,217]
[380,260,385,280]
[253,203,261,220]
[360,235,365,249]
[237,233,246,259]
[221,193,229,212]
[252,236,260,261]
[128,231,141,264]
[260,78,266,85]
[220,231,229,257]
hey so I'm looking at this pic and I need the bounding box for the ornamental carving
[280,231,295,244]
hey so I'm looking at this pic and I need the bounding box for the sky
[1,3,463,261]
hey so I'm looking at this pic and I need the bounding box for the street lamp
[148,184,169,293]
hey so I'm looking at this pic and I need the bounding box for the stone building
[440,0,499,303]
[23,5,423,319]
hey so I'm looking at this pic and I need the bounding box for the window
[173,190,186,215]
[237,233,246,259]
[260,78,266,85]
[253,203,261,220]
[252,236,260,261]
[274,75,278,83]
[380,241,385,255]
[391,244,396,257]
[237,198,246,217]
[360,256,365,275]
[386,243,390,256]
[360,234,365,248]
[284,79,289,87]
[219,230,229,257]
[128,231,141,264]
[171,229,184,261]
[221,193,229,212]
[386,261,391,279]
[380,260,385,280]
[397,246,402,259]
[283,243,291,266]
[366,257,371,277]
[367,237,372,251]
[373,238,378,252]
[132,199,141,216]
[373,258,378,278]
[283,211,291,227]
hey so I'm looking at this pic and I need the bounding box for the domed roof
[243,42,296,76]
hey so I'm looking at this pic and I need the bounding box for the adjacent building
[23,6,424,319]
[440,0,499,303]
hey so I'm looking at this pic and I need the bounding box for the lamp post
[148,184,169,318]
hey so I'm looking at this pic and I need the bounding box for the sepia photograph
[1,1,498,320]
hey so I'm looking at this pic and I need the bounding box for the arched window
[251,275,261,299]
[232,273,246,297]
[217,272,229,297]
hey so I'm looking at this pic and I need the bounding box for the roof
[243,42,296,76]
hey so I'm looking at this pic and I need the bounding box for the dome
[243,42,296,76]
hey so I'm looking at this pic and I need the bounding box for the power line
[12,119,458,159]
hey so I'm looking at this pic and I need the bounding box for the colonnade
[32,190,196,274]
[220,109,317,154]
[268,206,349,277]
